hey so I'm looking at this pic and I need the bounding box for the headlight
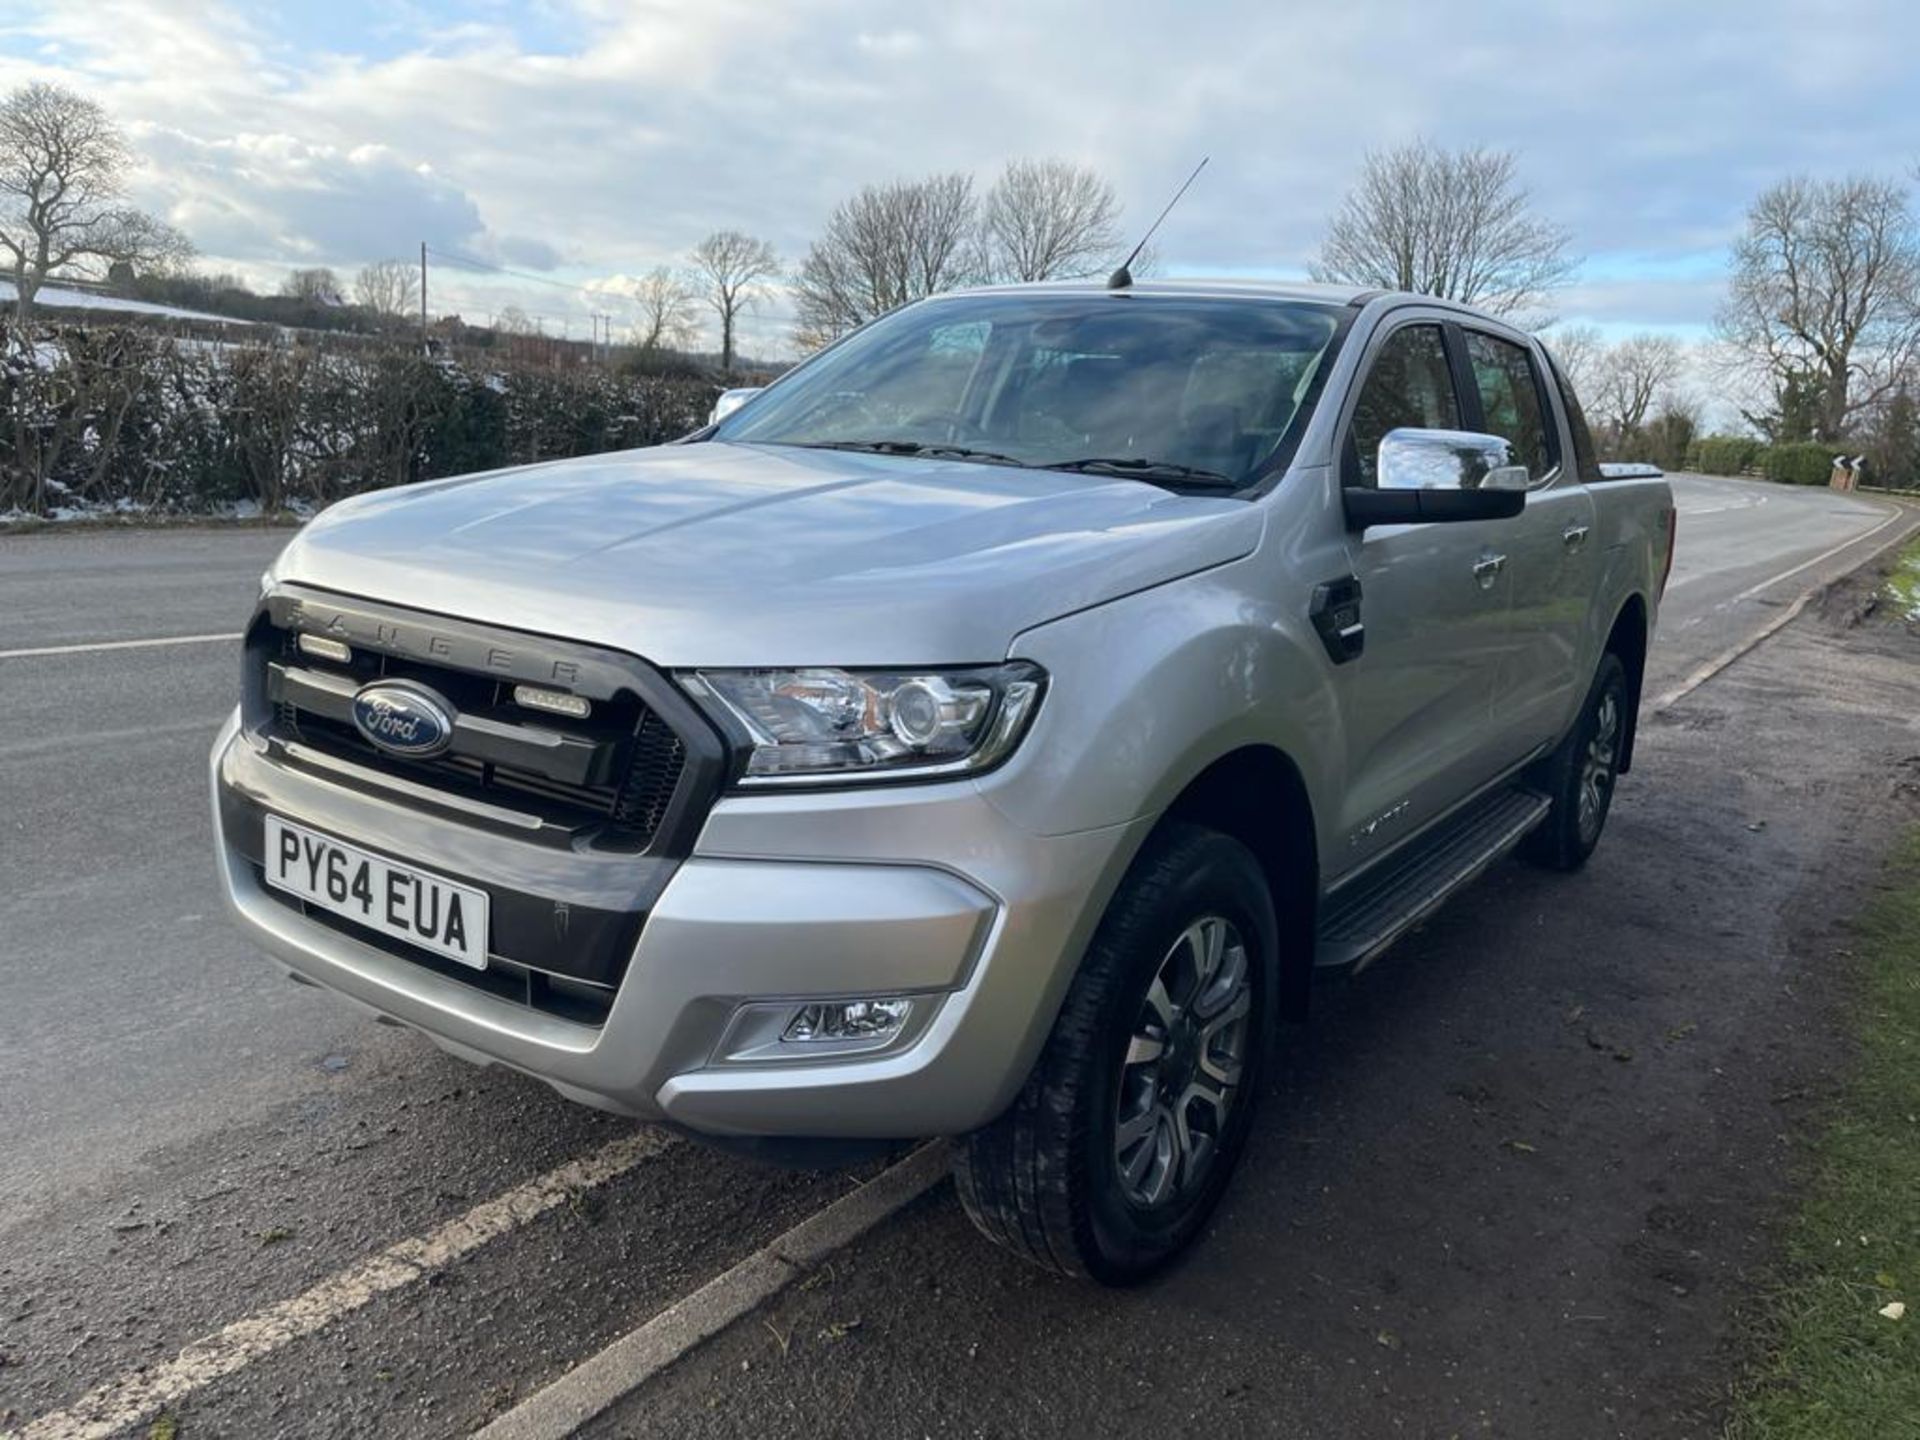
[682,662,1045,786]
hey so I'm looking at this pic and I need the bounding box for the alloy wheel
[1577,688,1621,846]
[1113,915,1253,1210]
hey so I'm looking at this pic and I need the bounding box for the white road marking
[8,1130,677,1440]
[0,632,241,661]
[1652,507,1918,712]
[474,1141,953,1440]
[1664,502,1901,594]
[1729,504,1904,602]
[1675,494,1767,516]
[1649,589,1822,712]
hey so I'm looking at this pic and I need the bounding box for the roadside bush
[1686,434,1764,475]
[0,322,714,517]
[1762,441,1836,486]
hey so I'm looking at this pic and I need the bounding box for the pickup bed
[212,279,1674,1281]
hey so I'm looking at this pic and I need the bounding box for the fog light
[782,998,913,1043]
[297,633,352,664]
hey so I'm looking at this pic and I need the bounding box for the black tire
[1523,652,1629,872]
[954,823,1277,1284]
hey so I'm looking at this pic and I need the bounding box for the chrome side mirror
[1345,428,1529,528]
[1379,428,1530,493]
[709,387,763,426]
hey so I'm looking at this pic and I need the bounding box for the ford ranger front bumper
[211,702,1145,1138]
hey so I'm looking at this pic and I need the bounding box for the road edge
[1650,501,1919,714]
[473,1142,952,1440]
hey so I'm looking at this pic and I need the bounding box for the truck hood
[272,441,1262,667]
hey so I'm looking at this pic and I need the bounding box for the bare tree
[1312,140,1577,321]
[981,158,1123,283]
[690,230,779,372]
[791,173,980,351]
[353,258,419,320]
[495,304,534,335]
[1591,333,1685,437]
[1542,322,1604,398]
[0,81,192,327]
[281,266,344,305]
[631,265,701,352]
[1715,174,1920,443]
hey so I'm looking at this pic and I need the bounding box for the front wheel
[954,824,1276,1284]
[1524,652,1629,872]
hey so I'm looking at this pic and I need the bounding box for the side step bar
[1315,785,1551,974]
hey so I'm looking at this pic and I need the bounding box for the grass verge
[1725,830,1920,1438]
[1882,538,1920,624]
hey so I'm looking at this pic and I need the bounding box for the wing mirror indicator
[1345,427,1528,528]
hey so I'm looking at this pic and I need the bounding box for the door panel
[1326,319,1516,879]
[1459,327,1596,761]
[1500,481,1597,756]
[1337,516,1513,874]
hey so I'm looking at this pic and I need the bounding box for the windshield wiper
[795,440,1028,467]
[1043,456,1240,489]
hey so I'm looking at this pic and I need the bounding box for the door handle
[1472,553,1507,588]
[1562,524,1591,550]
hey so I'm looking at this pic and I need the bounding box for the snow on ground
[0,279,253,326]
[0,497,309,526]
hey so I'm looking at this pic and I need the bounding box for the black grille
[614,710,687,839]
[280,891,618,1025]
[262,623,690,851]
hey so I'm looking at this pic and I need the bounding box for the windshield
[715,293,1345,490]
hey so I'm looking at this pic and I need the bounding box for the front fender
[980,548,1340,854]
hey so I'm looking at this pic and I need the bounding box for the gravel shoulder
[584,561,1920,1440]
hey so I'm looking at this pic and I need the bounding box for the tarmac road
[0,472,1914,1439]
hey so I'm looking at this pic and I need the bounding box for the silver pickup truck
[211,279,1674,1282]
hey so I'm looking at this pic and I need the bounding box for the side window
[1465,331,1555,480]
[1546,352,1599,482]
[1348,324,1460,486]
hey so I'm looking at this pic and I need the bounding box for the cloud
[855,30,925,58]
[2,0,1917,359]
[486,233,564,270]
[124,127,484,269]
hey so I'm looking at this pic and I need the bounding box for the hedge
[1686,434,1763,475]
[1762,441,1837,486]
[1,324,715,518]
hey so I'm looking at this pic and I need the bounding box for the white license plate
[264,815,490,970]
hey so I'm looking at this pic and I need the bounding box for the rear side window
[1465,331,1555,480]
[1347,324,1461,486]
[1546,352,1600,482]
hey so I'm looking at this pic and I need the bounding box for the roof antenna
[1108,156,1209,290]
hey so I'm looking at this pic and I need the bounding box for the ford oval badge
[351,682,455,758]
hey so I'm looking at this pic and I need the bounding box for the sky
[2,0,1917,365]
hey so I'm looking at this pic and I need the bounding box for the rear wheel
[954,824,1276,1283]
[1524,652,1628,871]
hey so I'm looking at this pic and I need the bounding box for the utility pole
[418,241,428,352]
